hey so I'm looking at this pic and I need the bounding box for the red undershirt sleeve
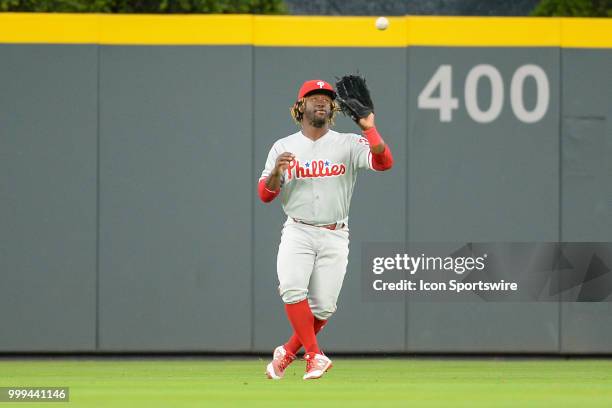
[258,177,281,203]
[363,127,394,171]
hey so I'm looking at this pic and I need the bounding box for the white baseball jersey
[259,129,374,226]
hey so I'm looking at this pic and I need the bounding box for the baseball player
[258,78,393,380]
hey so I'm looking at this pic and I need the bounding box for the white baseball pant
[276,218,349,320]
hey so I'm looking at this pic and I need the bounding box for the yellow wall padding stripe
[561,18,612,48]
[0,13,100,43]
[406,17,561,47]
[0,13,610,48]
[100,14,252,45]
[253,16,407,47]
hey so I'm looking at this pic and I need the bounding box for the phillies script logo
[287,159,346,180]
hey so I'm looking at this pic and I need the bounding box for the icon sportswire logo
[287,159,346,180]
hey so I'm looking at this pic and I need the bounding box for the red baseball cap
[297,79,336,100]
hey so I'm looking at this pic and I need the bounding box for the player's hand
[271,152,295,176]
[358,113,375,131]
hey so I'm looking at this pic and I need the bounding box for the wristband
[363,127,383,147]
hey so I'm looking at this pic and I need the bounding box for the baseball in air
[375,17,389,31]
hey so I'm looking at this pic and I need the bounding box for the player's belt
[292,218,345,230]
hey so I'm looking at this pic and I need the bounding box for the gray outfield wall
[0,44,611,353]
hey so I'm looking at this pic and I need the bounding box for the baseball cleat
[265,345,296,380]
[303,352,332,380]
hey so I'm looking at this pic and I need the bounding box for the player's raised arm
[258,148,295,203]
[265,152,295,191]
[336,75,393,171]
[358,113,393,171]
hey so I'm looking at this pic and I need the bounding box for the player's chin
[310,118,328,128]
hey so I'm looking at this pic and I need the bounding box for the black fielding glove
[335,74,374,123]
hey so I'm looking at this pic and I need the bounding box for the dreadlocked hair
[290,98,341,127]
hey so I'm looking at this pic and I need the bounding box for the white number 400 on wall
[418,64,550,124]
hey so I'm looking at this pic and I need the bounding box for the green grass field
[2,358,612,407]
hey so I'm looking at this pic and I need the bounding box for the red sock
[284,300,320,354]
[284,318,328,355]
